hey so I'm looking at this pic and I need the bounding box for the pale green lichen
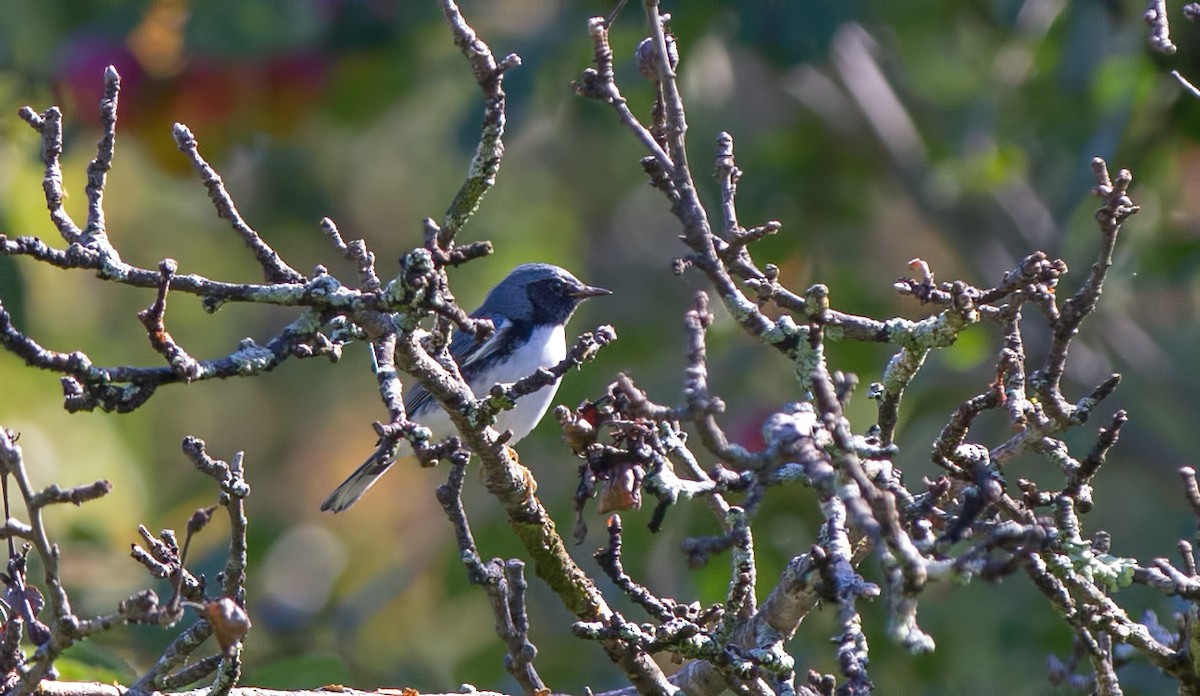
[880,346,929,395]
[763,314,803,345]
[465,398,495,431]
[752,315,825,387]
[383,249,436,308]
[289,309,323,335]
[477,389,515,423]
[745,642,794,674]
[771,463,812,485]
[325,316,366,343]
[823,323,846,341]
[1056,538,1137,591]
[887,614,936,654]
[304,274,341,300]
[445,120,505,233]
[887,302,980,351]
[1039,439,1079,477]
[925,558,977,585]
[721,291,761,324]
[230,341,275,375]
[406,423,433,446]
[790,342,822,388]
[96,256,129,281]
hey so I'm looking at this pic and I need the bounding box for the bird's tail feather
[320,452,396,513]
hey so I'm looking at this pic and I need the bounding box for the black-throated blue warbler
[321,263,610,512]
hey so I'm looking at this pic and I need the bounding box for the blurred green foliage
[1,1,1199,694]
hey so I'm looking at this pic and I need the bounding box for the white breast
[418,325,567,446]
[483,324,567,385]
[477,324,566,443]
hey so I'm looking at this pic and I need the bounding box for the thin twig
[172,123,304,284]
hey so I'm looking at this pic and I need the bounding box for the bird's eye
[550,278,565,293]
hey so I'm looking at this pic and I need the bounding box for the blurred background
[1,1,1199,693]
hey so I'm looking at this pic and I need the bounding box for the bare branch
[138,259,203,382]
[1145,0,1178,54]
[172,124,305,284]
[435,461,546,694]
[16,106,81,244]
[83,66,120,251]
[437,0,522,246]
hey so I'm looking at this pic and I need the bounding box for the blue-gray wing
[403,313,512,417]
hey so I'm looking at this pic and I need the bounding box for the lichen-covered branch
[0,1,1196,694]
[437,0,522,246]
[0,429,251,695]
[436,461,546,695]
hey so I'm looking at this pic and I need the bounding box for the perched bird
[321,263,611,512]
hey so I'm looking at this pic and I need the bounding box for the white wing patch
[460,315,512,369]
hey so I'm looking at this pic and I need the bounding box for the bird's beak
[572,284,612,299]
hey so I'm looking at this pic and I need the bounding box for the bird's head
[482,263,611,325]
